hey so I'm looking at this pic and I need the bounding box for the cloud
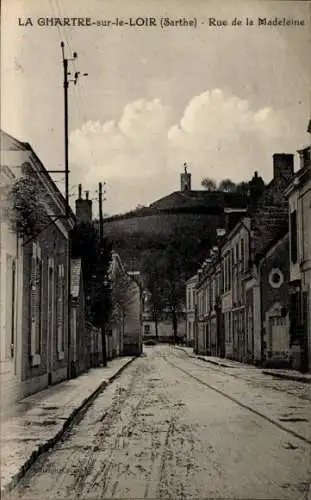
[69,90,294,214]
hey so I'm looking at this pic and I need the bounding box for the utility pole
[99,182,107,366]
[60,41,87,379]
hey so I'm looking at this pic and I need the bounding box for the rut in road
[173,347,311,402]
[3,347,311,500]
[163,354,311,446]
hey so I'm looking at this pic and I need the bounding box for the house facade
[1,130,75,405]
[259,233,291,367]
[185,274,197,347]
[286,144,311,372]
[221,217,252,361]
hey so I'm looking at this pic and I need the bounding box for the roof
[186,273,198,285]
[285,159,311,197]
[71,259,82,298]
[149,190,248,211]
[0,129,75,222]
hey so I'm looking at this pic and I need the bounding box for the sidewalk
[0,356,136,494]
[175,346,311,384]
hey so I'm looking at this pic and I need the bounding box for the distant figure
[184,162,189,174]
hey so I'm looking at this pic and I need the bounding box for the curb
[174,346,236,369]
[175,346,311,383]
[262,370,311,384]
[197,356,233,368]
[2,356,137,495]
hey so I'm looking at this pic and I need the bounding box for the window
[241,238,245,271]
[290,210,298,264]
[30,242,42,366]
[56,263,65,359]
[144,324,150,335]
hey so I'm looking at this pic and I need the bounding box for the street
[5,345,311,500]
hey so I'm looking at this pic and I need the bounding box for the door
[269,316,289,360]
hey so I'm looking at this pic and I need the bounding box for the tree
[70,221,112,365]
[142,244,185,343]
[201,177,217,191]
[235,181,250,195]
[218,179,236,192]
[8,171,52,239]
[142,250,166,339]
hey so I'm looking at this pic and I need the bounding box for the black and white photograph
[1,0,311,498]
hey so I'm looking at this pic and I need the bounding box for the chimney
[75,185,92,223]
[273,153,294,181]
[297,147,310,169]
[248,170,265,212]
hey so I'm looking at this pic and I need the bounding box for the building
[285,140,311,372]
[244,153,294,364]
[185,274,197,347]
[221,216,252,361]
[1,130,75,406]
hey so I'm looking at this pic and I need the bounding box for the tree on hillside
[235,181,250,195]
[142,251,166,339]
[218,179,236,192]
[160,245,185,343]
[142,244,185,343]
[201,177,217,191]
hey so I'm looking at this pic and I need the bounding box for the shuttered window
[30,242,42,363]
[56,264,65,356]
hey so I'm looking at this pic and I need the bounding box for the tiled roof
[71,258,82,298]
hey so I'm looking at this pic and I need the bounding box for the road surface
[4,345,311,499]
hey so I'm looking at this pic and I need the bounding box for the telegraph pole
[61,42,72,217]
[98,182,107,366]
[60,42,87,378]
[99,182,104,241]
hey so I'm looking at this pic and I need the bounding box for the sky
[1,0,311,216]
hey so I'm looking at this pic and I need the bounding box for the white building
[0,164,24,412]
